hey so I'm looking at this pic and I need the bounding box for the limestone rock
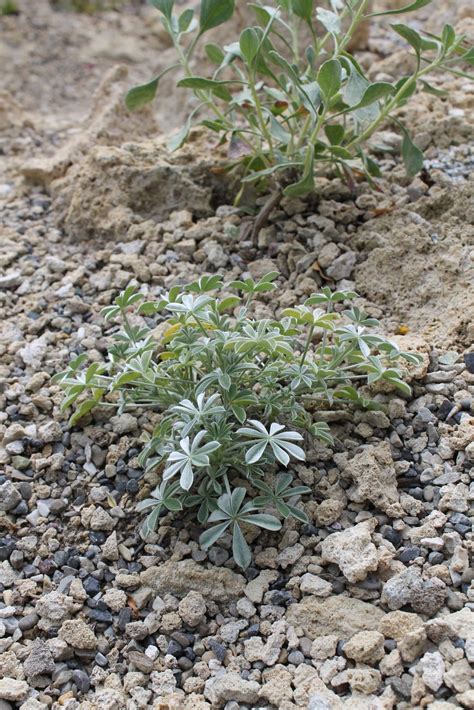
[300,573,333,597]
[243,622,286,666]
[320,519,383,583]
[440,608,474,642]
[0,678,29,702]
[343,631,385,665]
[343,442,405,517]
[331,668,382,695]
[140,560,245,602]
[444,659,471,693]
[204,672,261,706]
[36,591,74,627]
[89,507,115,532]
[101,531,119,561]
[103,588,127,613]
[286,596,384,641]
[418,651,445,692]
[381,566,446,615]
[244,570,279,604]
[178,591,206,627]
[310,635,339,661]
[293,664,344,709]
[258,666,293,706]
[378,610,425,641]
[58,619,97,650]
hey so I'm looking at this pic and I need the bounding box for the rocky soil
[0,1,473,709]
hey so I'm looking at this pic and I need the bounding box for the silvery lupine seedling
[126,1,472,222]
[54,274,422,568]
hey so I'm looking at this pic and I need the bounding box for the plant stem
[300,324,315,366]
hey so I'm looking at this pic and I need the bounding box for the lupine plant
[54,273,422,568]
[127,0,473,208]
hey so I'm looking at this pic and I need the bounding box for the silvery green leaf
[232,523,252,569]
[316,7,341,34]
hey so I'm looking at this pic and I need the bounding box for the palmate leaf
[232,523,252,569]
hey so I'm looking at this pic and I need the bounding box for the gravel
[0,10,472,709]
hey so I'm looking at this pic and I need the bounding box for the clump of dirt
[54,133,221,240]
[352,180,474,349]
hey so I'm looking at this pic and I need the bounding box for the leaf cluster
[54,274,422,568]
[126,0,473,192]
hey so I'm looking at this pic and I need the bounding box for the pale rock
[418,651,445,692]
[103,588,127,613]
[439,483,469,513]
[378,610,425,641]
[342,442,405,517]
[59,619,97,649]
[444,659,472,693]
[300,573,332,597]
[0,562,18,588]
[258,666,293,705]
[219,620,247,644]
[331,668,382,694]
[245,570,279,604]
[315,499,344,526]
[19,336,48,368]
[380,649,403,677]
[457,690,474,709]
[92,687,127,709]
[204,672,261,706]
[110,413,138,434]
[441,607,474,642]
[101,531,119,561]
[236,598,256,619]
[320,519,382,583]
[343,630,385,665]
[407,510,448,544]
[178,591,206,627]
[248,259,278,281]
[56,135,216,241]
[0,650,24,680]
[37,421,62,443]
[141,560,245,602]
[0,678,29,702]
[319,656,346,685]
[19,699,49,710]
[277,543,304,569]
[244,623,286,666]
[150,669,177,696]
[287,596,384,640]
[449,545,469,583]
[310,635,338,661]
[69,578,88,602]
[36,591,74,627]
[89,507,115,532]
[465,639,474,663]
[443,417,474,451]
[293,664,344,709]
[398,628,428,664]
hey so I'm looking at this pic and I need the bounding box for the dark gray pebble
[72,669,90,694]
